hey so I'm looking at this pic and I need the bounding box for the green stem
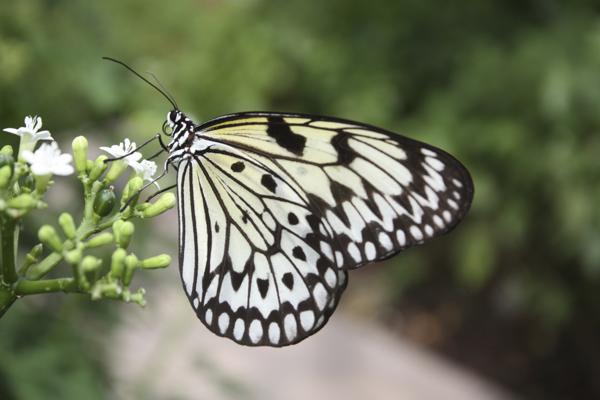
[15,277,77,295]
[0,286,16,318]
[26,252,63,280]
[1,217,18,284]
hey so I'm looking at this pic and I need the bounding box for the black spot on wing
[287,212,299,225]
[257,278,269,298]
[292,246,306,261]
[231,161,245,172]
[261,174,277,193]
[282,272,294,289]
[266,116,306,156]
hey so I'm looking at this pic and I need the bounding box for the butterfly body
[162,108,473,347]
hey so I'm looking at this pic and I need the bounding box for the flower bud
[72,136,88,174]
[64,248,82,265]
[121,176,143,208]
[115,221,134,249]
[93,188,116,217]
[79,256,102,290]
[104,160,127,184]
[110,248,127,280]
[81,255,102,272]
[58,213,77,239]
[1,145,13,156]
[86,232,114,248]
[89,155,108,182]
[140,254,171,269]
[123,254,139,286]
[8,193,38,210]
[0,165,12,189]
[141,193,176,218]
[38,225,62,252]
[0,152,14,174]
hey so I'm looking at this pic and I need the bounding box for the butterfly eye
[162,121,173,136]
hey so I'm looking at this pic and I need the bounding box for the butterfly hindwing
[178,154,347,346]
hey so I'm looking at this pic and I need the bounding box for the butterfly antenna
[146,72,179,110]
[102,57,178,110]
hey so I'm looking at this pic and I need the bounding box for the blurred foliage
[1,0,600,398]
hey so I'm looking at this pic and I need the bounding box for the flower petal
[31,164,51,176]
[52,164,74,176]
[3,128,20,135]
[21,150,36,164]
[34,130,53,141]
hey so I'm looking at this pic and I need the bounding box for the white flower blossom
[3,115,52,141]
[3,115,54,157]
[22,142,74,176]
[131,159,159,188]
[100,138,142,167]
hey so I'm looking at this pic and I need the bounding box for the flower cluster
[0,115,175,315]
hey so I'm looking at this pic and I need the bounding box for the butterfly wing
[177,112,473,346]
[177,154,347,346]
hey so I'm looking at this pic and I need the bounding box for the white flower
[22,142,74,176]
[100,138,142,167]
[3,115,52,141]
[4,115,54,157]
[131,159,159,188]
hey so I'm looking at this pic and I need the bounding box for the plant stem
[15,277,77,295]
[0,286,16,318]
[1,217,18,284]
[26,252,63,280]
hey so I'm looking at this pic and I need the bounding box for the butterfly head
[163,109,197,153]
[163,110,193,136]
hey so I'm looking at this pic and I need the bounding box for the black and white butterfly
[106,58,474,347]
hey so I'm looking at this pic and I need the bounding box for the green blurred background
[1,0,600,398]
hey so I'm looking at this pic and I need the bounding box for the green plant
[0,116,174,318]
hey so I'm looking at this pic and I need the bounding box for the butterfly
[105,58,474,347]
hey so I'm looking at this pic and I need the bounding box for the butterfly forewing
[177,112,473,346]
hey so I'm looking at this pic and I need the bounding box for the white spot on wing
[348,242,362,262]
[365,241,377,260]
[300,310,315,331]
[443,210,452,223]
[218,312,230,334]
[249,320,263,344]
[379,232,393,251]
[313,283,328,310]
[410,225,423,241]
[233,318,245,341]
[396,230,406,246]
[421,148,437,157]
[268,322,280,344]
[433,215,444,228]
[324,268,337,288]
[425,156,445,171]
[205,309,213,324]
[424,224,434,236]
[284,314,297,341]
